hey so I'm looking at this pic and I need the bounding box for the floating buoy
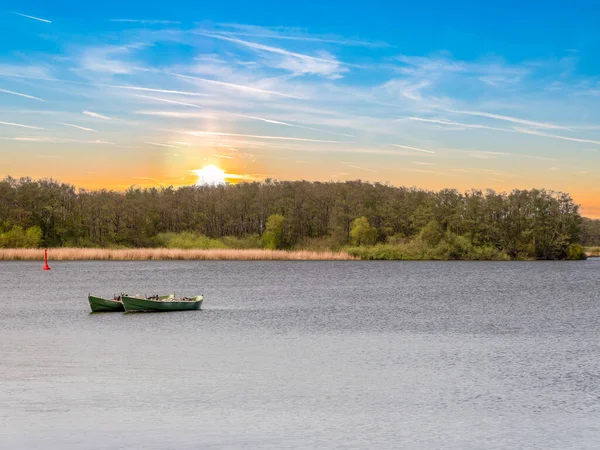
[43,248,51,271]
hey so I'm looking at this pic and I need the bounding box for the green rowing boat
[88,295,124,312]
[88,294,174,312]
[121,295,203,313]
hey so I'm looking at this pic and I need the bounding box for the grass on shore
[2,246,595,261]
[586,247,600,257]
[0,248,356,261]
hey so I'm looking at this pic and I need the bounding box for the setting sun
[193,165,226,186]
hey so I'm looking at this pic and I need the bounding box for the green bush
[567,243,587,260]
[220,234,262,249]
[345,236,511,261]
[0,225,42,248]
[155,232,227,249]
[386,233,410,245]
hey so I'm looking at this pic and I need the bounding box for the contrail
[133,94,203,108]
[0,88,44,101]
[58,122,96,132]
[390,143,435,154]
[0,121,44,130]
[183,130,350,143]
[13,12,52,23]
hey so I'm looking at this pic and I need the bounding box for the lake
[1,260,600,449]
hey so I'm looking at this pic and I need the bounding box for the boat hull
[121,296,203,312]
[88,295,124,312]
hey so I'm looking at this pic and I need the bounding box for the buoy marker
[43,248,51,270]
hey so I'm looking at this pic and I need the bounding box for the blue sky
[1,1,600,216]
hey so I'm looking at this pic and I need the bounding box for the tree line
[0,176,593,260]
[582,218,600,247]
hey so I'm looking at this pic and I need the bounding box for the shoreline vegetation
[0,247,598,261]
[1,176,599,261]
[0,248,356,261]
[0,247,600,261]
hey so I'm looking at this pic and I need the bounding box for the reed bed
[586,247,600,257]
[0,248,357,261]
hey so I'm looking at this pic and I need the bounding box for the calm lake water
[1,260,600,449]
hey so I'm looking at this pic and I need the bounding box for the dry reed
[586,247,600,257]
[0,248,357,261]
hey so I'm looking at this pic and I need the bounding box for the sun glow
[193,165,226,185]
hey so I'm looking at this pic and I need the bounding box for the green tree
[263,214,285,249]
[0,225,42,248]
[349,216,377,246]
[24,226,43,247]
[418,220,444,246]
[581,218,600,246]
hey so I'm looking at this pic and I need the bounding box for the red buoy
[43,248,51,271]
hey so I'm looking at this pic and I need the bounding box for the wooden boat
[88,294,174,312]
[88,295,124,312]
[121,295,203,313]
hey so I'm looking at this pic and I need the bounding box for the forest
[0,176,595,260]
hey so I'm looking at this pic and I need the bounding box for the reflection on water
[1,260,600,449]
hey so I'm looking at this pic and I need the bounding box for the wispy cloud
[343,163,377,172]
[181,130,350,143]
[170,72,304,99]
[145,142,178,148]
[403,115,600,147]
[110,84,211,97]
[83,110,111,120]
[451,168,514,178]
[0,121,44,130]
[13,12,51,23]
[407,168,443,175]
[514,128,600,145]
[389,144,436,154]
[57,122,96,132]
[55,138,114,145]
[1,137,115,145]
[135,110,217,119]
[382,79,430,102]
[0,137,49,142]
[211,24,389,48]
[78,46,138,75]
[401,116,509,132]
[195,32,347,79]
[0,88,44,102]
[448,109,567,130]
[519,154,558,162]
[132,94,203,108]
[232,114,354,137]
[134,109,353,136]
[0,64,51,79]
[395,54,529,84]
[456,150,511,159]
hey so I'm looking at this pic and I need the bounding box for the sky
[1,1,600,217]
